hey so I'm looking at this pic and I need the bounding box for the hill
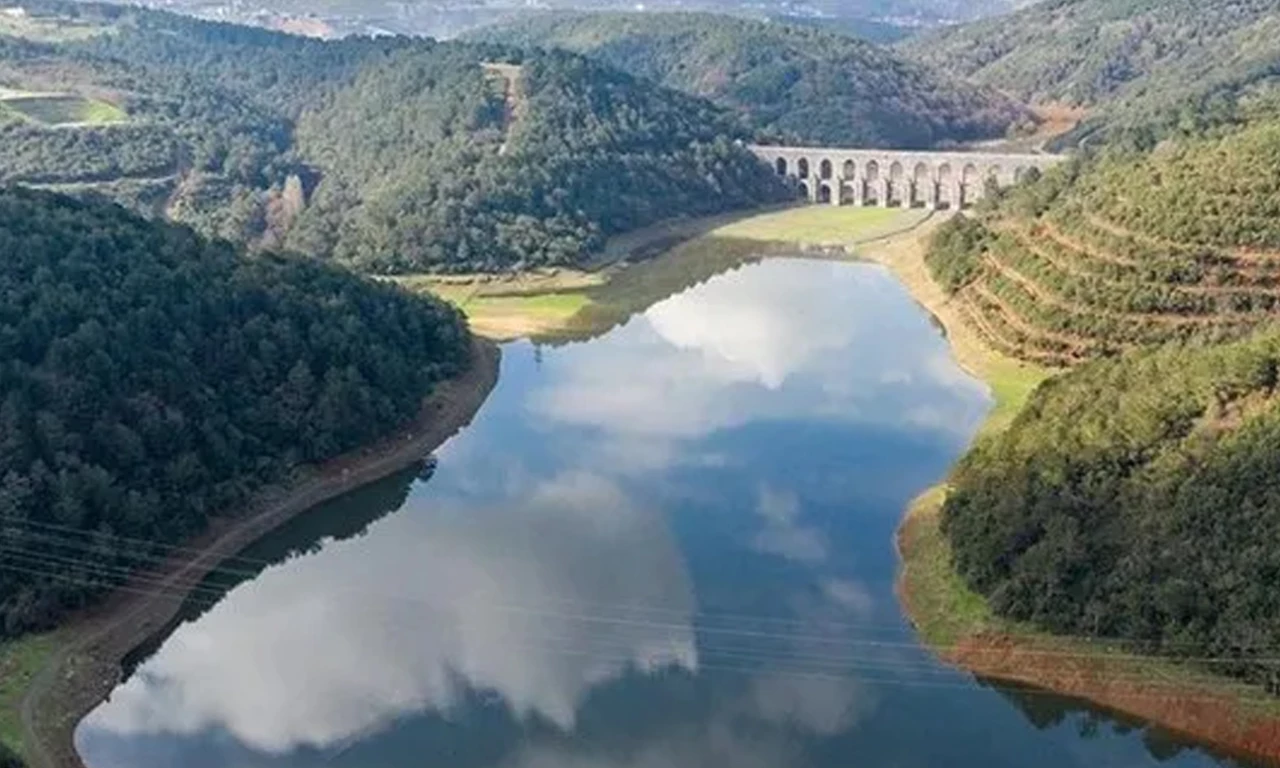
[286,47,783,273]
[941,329,1280,691]
[0,2,786,272]
[0,186,470,635]
[901,0,1280,144]
[923,120,1280,367]
[464,12,1029,149]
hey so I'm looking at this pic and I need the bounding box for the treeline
[0,121,178,184]
[942,332,1280,691]
[0,1,787,271]
[464,11,1028,149]
[0,187,470,635]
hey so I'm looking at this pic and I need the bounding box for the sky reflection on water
[78,258,1246,768]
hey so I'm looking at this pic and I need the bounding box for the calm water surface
[77,257,1255,768]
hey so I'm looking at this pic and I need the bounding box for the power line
[1,552,1277,682]
[7,516,1279,660]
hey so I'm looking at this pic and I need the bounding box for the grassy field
[0,634,58,758]
[711,205,926,246]
[397,205,923,341]
[0,94,127,126]
[392,270,604,340]
[0,12,115,42]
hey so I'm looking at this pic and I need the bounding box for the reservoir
[76,256,1255,768]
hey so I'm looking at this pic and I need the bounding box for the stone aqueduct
[749,145,1065,210]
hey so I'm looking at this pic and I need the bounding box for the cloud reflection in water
[82,473,696,756]
[79,258,997,768]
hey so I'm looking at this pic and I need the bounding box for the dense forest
[942,331,1280,691]
[901,0,1280,145]
[464,12,1029,149]
[0,1,787,272]
[289,47,785,272]
[0,187,470,635]
[914,21,1280,689]
[922,120,1280,366]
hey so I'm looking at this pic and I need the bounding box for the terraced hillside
[926,122,1280,366]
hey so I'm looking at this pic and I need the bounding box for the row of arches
[774,156,1033,187]
[796,179,972,209]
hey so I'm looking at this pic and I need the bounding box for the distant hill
[764,15,913,45]
[901,0,1280,144]
[923,119,1280,367]
[0,2,786,272]
[465,12,1030,149]
[97,0,1024,40]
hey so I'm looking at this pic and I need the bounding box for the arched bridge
[749,145,1065,210]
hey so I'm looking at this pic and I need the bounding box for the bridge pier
[749,145,1064,210]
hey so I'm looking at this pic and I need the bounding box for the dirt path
[17,339,500,768]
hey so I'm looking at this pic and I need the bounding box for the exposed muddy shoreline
[19,338,500,768]
[865,224,1280,766]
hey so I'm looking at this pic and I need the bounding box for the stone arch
[960,164,980,208]
[775,157,788,176]
[1014,166,1027,183]
[888,161,905,207]
[842,159,856,179]
[797,158,810,179]
[839,181,856,205]
[913,162,931,207]
[863,160,881,205]
[937,163,954,208]
[818,183,832,204]
[819,158,833,180]
[797,181,810,200]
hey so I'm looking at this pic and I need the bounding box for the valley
[3,0,1280,766]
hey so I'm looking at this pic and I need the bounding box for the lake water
[77,257,1258,768]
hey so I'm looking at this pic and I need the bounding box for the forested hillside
[923,120,1280,366]
[901,0,1280,144]
[0,1,785,272]
[465,12,1028,149]
[942,330,1280,691]
[288,47,783,272]
[0,187,470,635]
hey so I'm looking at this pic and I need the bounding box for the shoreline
[854,221,1280,765]
[18,337,501,768]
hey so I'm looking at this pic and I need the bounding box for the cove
[74,256,1261,768]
